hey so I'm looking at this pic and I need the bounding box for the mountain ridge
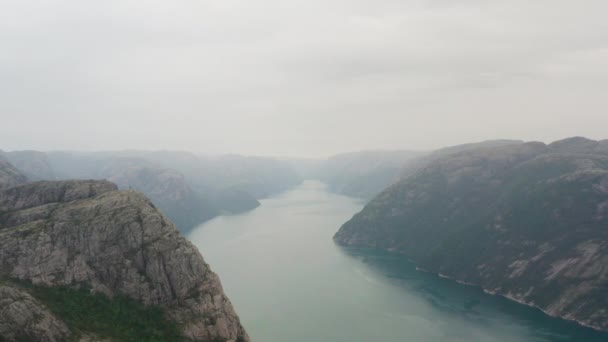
[335,137,608,331]
[1,150,302,233]
[0,175,249,341]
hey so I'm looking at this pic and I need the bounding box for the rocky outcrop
[44,152,276,232]
[0,159,27,189]
[335,137,608,331]
[0,285,71,342]
[0,180,249,341]
[100,162,224,231]
[0,179,117,212]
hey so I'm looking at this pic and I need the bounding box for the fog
[1,0,607,157]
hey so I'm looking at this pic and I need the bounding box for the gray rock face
[335,137,608,331]
[0,179,117,212]
[0,159,27,189]
[0,285,71,342]
[0,180,249,341]
[99,163,223,232]
[44,152,266,233]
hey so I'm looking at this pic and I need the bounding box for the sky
[1,0,607,158]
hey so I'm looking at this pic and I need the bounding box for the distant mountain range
[335,137,608,331]
[290,150,425,199]
[5,137,608,334]
[0,150,302,233]
[0,158,28,188]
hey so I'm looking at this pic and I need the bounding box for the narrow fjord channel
[189,181,608,342]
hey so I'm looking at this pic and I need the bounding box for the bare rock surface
[0,179,117,212]
[0,158,27,189]
[0,285,71,342]
[335,137,608,331]
[0,179,249,341]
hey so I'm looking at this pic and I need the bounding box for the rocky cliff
[0,158,28,189]
[43,151,297,232]
[335,137,608,331]
[0,284,71,341]
[0,179,249,341]
[98,161,228,231]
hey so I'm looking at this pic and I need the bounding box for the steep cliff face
[99,162,227,231]
[0,179,249,341]
[335,137,608,331]
[0,285,71,341]
[0,158,28,189]
[44,151,284,232]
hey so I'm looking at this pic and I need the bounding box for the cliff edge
[0,178,249,341]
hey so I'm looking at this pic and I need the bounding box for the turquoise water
[189,181,608,342]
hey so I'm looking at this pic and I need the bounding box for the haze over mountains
[313,150,426,199]
[2,136,608,340]
[0,171,249,341]
[0,148,427,231]
[335,137,608,331]
[3,1,607,158]
[0,150,302,233]
[2,0,608,340]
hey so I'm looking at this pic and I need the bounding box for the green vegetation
[13,280,184,342]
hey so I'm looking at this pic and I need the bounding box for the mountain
[102,162,226,230]
[39,152,228,232]
[25,150,303,232]
[117,152,303,199]
[0,150,56,181]
[201,155,302,198]
[316,150,425,199]
[287,158,325,180]
[0,178,249,341]
[335,137,608,331]
[0,158,28,189]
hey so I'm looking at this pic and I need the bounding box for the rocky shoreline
[414,265,601,332]
[334,138,608,332]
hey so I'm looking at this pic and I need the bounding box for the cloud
[1,0,607,157]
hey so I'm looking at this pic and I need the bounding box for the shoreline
[336,243,604,333]
[413,265,601,332]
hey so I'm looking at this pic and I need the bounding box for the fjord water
[189,181,608,342]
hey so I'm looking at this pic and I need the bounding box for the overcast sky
[1,0,607,157]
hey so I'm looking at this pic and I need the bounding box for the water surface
[189,181,608,342]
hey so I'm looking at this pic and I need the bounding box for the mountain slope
[335,137,608,331]
[43,151,300,231]
[0,150,56,181]
[98,160,231,230]
[0,284,71,341]
[0,158,28,189]
[312,150,425,199]
[0,179,249,341]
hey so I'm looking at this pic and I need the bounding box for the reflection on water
[189,181,608,342]
[342,248,607,342]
